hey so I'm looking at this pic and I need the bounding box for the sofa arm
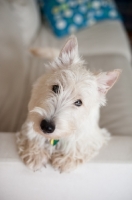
[0,133,132,200]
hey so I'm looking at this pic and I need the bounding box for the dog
[16,35,121,172]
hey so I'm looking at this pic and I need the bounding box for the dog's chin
[41,131,61,140]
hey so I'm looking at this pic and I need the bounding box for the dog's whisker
[30,107,46,117]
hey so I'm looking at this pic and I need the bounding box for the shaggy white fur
[16,36,121,172]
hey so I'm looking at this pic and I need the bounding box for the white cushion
[9,0,40,45]
[0,0,39,131]
[0,0,27,131]
[32,21,131,62]
[85,55,132,136]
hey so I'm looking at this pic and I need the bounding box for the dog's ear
[59,35,79,65]
[97,69,122,94]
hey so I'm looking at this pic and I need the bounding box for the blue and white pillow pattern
[39,0,121,37]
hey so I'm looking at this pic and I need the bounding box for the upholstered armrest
[0,133,132,200]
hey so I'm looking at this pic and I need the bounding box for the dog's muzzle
[40,120,55,134]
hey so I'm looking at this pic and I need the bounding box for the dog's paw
[16,132,50,171]
[51,152,83,172]
[20,151,49,171]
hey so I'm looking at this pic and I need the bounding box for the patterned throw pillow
[39,0,121,37]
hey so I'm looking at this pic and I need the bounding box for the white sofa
[0,1,132,200]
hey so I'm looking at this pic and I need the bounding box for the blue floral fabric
[39,0,121,37]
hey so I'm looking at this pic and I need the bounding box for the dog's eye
[74,100,82,107]
[52,85,59,93]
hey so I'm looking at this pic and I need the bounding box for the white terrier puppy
[16,36,121,172]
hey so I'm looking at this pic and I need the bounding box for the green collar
[50,139,59,146]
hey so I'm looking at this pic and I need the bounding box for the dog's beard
[29,106,77,139]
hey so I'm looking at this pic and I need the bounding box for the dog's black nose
[40,120,55,134]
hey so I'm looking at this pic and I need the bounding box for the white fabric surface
[0,133,132,200]
[0,0,39,131]
[33,21,131,62]
[1,162,132,200]
[9,0,40,46]
[0,0,27,131]
[85,55,132,136]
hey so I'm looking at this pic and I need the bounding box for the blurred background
[115,0,132,44]
[0,0,132,133]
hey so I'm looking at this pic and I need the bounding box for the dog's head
[28,36,121,139]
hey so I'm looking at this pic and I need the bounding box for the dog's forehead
[48,67,95,87]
